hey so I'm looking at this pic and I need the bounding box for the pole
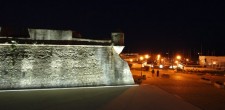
[201,40,202,56]
[141,63,142,76]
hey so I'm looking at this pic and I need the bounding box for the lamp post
[157,54,161,65]
[139,54,149,77]
[176,55,182,70]
[140,56,144,76]
[145,54,149,69]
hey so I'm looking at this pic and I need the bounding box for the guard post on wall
[111,33,124,46]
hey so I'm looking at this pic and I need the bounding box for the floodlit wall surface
[0,44,134,89]
[28,29,72,40]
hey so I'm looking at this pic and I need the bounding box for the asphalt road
[133,69,225,110]
[0,84,201,110]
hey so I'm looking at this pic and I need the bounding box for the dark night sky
[0,0,225,56]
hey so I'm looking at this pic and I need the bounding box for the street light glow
[176,55,181,60]
[145,54,149,59]
[159,64,163,68]
[186,58,189,62]
[130,59,133,62]
[157,54,161,60]
[140,56,144,61]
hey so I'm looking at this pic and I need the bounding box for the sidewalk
[0,85,200,110]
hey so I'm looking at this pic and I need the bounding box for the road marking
[0,85,139,93]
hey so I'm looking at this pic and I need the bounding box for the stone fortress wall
[0,28,134,89]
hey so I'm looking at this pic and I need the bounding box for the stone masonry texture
[0,44,134,89]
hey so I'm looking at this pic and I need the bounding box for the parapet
[0,27,124,46]
[28,29,72,40]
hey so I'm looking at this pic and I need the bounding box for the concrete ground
[0,69,224,110]
[0,85,199,110]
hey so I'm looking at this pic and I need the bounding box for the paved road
[132,69,225,110]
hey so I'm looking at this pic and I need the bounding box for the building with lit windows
[199,56,225,70]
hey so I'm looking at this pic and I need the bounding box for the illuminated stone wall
[28,29,72,40]
[0,44,134,89]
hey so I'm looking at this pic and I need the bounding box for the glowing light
[159,64,163,68]
[169,65,177,69]
[176,55,181,60]
[175,60,178,64]
[145,54,149,59]
[186,58,189,62]
[157,54,161,60]
[143,62,147,67]
[213,61,216,65]
[129,59,133,62]
[140,56,144,61]
[11,40,16,43]
[178,64,183,69]
[150,65,154,67]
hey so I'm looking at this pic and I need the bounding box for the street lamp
[144,54,149,65]
[145,54,149,59]
[140,56,144,76]
[129,59,133,62]
[140,56,144,61]
[157,54,161,64]
[176,55,182,70]
[176,55,181,60]
[157,54,161,60]
[139,55,149,77]
[185,58,189,65]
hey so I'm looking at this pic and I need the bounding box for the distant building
[199,56,225,70]
[120,53,139,62]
